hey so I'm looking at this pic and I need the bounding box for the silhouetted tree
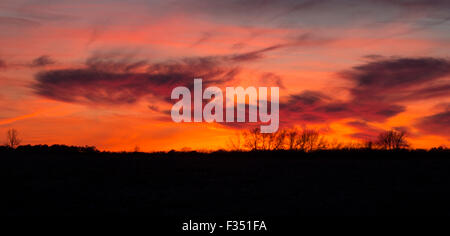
[233,127,413,152]
[296,128,326,152]
[327,138,343,150]
[287,128,299,150]
[376,130,409,150]
[260,129,287,150]
[5,128,21,149]
[239,128,287,151]
[273,129,287,150]
[242,128,261,150]
[239,127,326,151]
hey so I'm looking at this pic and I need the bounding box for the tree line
[228,127,410,151]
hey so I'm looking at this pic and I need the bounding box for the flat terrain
[1,146,450,216]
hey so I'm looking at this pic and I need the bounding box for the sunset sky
[0,0,449,151]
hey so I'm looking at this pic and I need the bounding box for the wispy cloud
[30,55,55,67]
[416,108,450,138]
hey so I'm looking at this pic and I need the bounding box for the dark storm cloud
[279,57,449,128]
[282,91,330,107]
[30,55,55,67]
[342,57,450,103]
[374,105,405,117]
[280,91,351,125]
[34,54,240,105]
[33,46,288,105]
[415,110,450,138]
[316,103,350,113]
[280,92,405,126]
[35,69,144,104]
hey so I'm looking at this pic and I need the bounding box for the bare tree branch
[6,128,21,149]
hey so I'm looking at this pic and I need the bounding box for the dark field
[1,146,450,216]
